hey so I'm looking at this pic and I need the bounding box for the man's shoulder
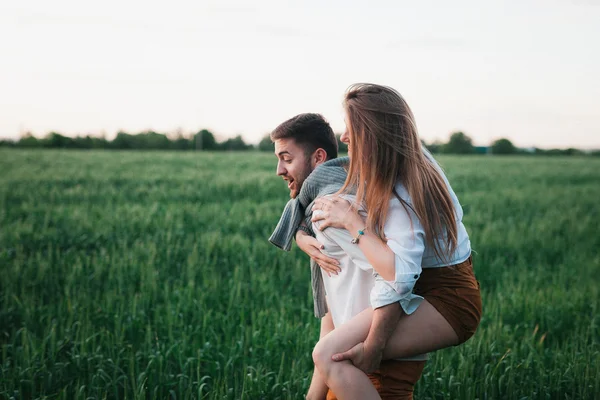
[322,156,350,168]
[310,157,349,178]
[299,157,349,202]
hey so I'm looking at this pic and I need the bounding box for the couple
[269,84,482,400]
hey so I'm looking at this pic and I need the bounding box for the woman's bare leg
[313,300,459,399]
[312,308,380,400]
[307,311,336,400]
[383,299,459,359]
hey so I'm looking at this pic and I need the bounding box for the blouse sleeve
[369,195,425,314]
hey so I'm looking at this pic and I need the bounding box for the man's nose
[276,161,286,176]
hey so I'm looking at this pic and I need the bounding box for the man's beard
[289,162,313,199]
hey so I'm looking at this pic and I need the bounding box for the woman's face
[341,115,351,155]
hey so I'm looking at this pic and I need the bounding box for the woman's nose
[341,131,349,144]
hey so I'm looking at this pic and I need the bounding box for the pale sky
[1,0,599,148]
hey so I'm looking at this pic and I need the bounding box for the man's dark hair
[270,113,338,160]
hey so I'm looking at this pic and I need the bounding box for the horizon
[1,0,599,149]
[3,128,598,151]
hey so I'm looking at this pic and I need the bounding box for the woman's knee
[312,339,333,376]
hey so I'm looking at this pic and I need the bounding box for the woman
[304,83,482,399]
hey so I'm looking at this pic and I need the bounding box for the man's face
[274,138,314,198]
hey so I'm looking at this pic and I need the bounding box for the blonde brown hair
[342,83,457,262]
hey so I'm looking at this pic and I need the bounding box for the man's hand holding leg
[331,302,403,373]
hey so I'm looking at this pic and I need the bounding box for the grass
[1,149,599,399]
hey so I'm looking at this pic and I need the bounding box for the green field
[1,150,599,399]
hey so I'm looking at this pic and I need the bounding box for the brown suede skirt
[414,255,482,344]
[326,360,427,400]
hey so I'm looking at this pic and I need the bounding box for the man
[269,113,426,400]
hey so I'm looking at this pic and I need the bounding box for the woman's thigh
[320,300,458,359]
[383,299,459,359]
[320,298,462,361]
[318,307,374,355]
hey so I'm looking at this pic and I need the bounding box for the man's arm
[332,302,403,372]
[365,302,403,355]
[306,311,334,400]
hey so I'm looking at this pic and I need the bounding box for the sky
[1,0,599,148]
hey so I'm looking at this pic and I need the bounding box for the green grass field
[1,149,599,399]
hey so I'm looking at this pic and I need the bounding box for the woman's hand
[296,229,341,276]
[311,195,363,231]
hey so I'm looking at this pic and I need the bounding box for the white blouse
[313,152,471,314]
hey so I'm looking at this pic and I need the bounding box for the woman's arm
[344,217,396,281]
[312,195,425,284]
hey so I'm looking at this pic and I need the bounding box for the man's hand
[296,229,341,276]
[336,303,403,372]
[331,342,383,373]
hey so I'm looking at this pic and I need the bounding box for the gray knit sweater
[269,157,350,318]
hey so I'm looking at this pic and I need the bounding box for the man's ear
[312,148,328,167]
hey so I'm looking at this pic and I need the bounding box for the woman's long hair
[341,83,458,262]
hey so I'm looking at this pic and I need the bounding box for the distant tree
[563,148,584,156]
[72,135,94,149]
[490,138,517,155]
[0,139,15,147]
[172,132,192,150]
[202,130,217,150]
[422,140,443,154]
[336,134,348,154]
[90,135,109,149]
[443,131,475,154]
[531,147,546,155]
[542,148,585,156]
[535,148,584,156]
[112,131,136,149]
[219,135,252,151]
[136,130,170,149]
[258,134,274,152]
[44,132,74,148]
[17,132,40,148]
[193,129,217,150]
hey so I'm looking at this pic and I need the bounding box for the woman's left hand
[311,195,362,231]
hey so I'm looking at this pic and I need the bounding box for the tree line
[0,130,252,151]
[422,132,597,156]
[0,130,597,156]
